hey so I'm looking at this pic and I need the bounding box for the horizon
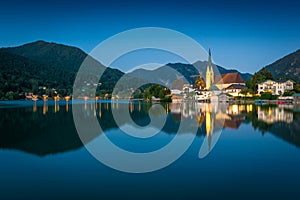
[0,39,295,75]
[0,0,300,74]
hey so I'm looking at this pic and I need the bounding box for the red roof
[215,73,245,84]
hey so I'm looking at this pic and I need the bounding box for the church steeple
[206,48,214,90]
[208,48,212,66]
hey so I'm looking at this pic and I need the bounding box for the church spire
[206,48,214,90]
[208,48,212,66]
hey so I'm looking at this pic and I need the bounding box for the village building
[171,49,249,102]
[214,72,246,90]
[257,79,294,95]
[224,84,247,97]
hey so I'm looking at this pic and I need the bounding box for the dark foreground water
[0,100,300,199]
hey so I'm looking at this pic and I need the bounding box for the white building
[170,89,182,95]
[257,80,294,95]
[195,90,212,101]
[224,84,247,97]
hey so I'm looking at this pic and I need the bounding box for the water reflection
[0,100,299,156]
[257,105,293,124]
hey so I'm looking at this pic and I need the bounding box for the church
[195,49,246,101]
[204,49,245,91]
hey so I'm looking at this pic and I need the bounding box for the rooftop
[215,73,245,84]
[225,84,247,90]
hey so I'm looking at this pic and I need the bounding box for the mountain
[265,49,300,82]
[0,50,75,99]
[0,41,124,99]
[127,61,252,88]
[2,40,86,71]
[0,40,253,100]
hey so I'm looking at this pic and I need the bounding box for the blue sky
[0,0,300,73]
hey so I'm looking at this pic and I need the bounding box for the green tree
[283,90,295,96]
[143,84,171,102]
[260,92,272,100]
[248,68,274,92]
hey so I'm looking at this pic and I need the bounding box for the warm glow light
[65,96,71,101]
[246,104,253,112]
[42,95,48,101]
[232,105,238,115]
[268,107,272,116]
[32,95,39,101]
[54,96,60,101]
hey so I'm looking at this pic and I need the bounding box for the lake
[1,100,300,199]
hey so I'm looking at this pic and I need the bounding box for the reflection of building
[293,93,300,104]
[257,80,294,95]
[221,104,246,129]
[223,117,244,129]
[257,106,293,124]
[170,102,247,131]
[218,93,231,103]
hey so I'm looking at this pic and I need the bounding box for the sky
[0,0,300,73]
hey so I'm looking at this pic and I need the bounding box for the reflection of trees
[1,101,300,156]
[245,105,300,148]
[0,105,82,156]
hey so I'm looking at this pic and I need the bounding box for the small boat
[255,99,268,105]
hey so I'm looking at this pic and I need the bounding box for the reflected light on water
[33,102,37,113]
[25,100,297,144]
[1,100,300,162]
[231,104,239,115]
[54,101,60,113]
[43,102,48,115]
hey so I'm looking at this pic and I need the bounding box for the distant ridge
[127,61,252,88]
[265,49,300,82]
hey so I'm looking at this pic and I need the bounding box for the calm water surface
[0,100,300,199]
